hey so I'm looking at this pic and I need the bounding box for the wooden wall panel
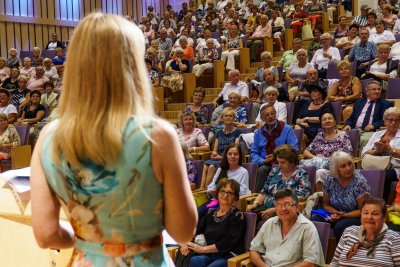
[0,0,168,57]
[0,22,7,58]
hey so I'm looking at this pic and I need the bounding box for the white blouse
[310,47,341,70]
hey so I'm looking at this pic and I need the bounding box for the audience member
[249,189,325,267]
[343,80,393,149]
[31,47,44,67]
[45,33,64,50]
[185,87,209,124]
[247,15,271,62]
[349,28,378,78]
[251,105,299,192]
[361,107,400,200]
[331,197,400,266]
[0,89,17,124]
[311,151,370,241]
[328,60,362,123]
[27,66,50,91]
[247,145,311,221]
[6,48,21,69]
[310,33,341,79]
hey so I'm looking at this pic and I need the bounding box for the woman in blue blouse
[311,151,370,242]
[246,144,311,221]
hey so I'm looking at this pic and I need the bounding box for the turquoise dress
[41,118,169,267]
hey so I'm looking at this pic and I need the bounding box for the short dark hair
[360,196,387,217]
[43,81,54,89]
[216,178,240,201]
[144,58,152,65]
[273,144,299,165]
[313,27,323,35]
[30,90,42,98]
[319,110,336,124]
[349,24,359,31]
[274,188,299,203]
[368,11,377,19]
[0,88,10,97]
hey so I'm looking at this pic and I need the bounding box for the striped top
[331,225,400,267]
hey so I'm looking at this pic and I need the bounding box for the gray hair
[366,80,382,91]
[179,36,188,43]
[33,47,41,52]
[206,38,215,44]
[228,90,241,98]
[384,107,400,120]
[228,69,240,77]
[320,33,333,40]
[330,151,354,178]
[174,47,184,54]
[23,57,31,61]
[264,86,279,96]
[261,51,272,60]
[296,48,308,57]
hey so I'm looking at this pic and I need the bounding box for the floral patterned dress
[41,118,169,267]
[261,166,311,208]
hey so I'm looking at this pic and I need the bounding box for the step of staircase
[205,88,221,95]
[166,103,187,111]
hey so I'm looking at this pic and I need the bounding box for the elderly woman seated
[43,58,58,80]
[145,58,159,87]
[40,81,58,112]
[160,48,189,103]
[247,52,279,100]
[246,144,311,221]
[0,113,20,160]
[368,19,396,46]
[331,197,400,266]
[176,110,210,154]
[259,68,288,103]
[361,107,400,201]
[361,44,398,89]
[295,84,333,145]
[311,151,370,242]
[20,57,35,78]
[286,49,314,98]
[310,33,341,79]
[221,24,243,71]
[179,179,246,266]
[301,111,353,190]
[11,76,30,111]
[192,38,219,79]
[328,60,362,124]
[175,36,195,60]
[0,57,10,84]
[201,107,243,188]
[335,24,360,56]
[185,87,209,125]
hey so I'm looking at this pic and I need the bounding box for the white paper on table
[162,229,178,246]
[1,167,31,193]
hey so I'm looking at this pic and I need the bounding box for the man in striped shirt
[351,5,369,27]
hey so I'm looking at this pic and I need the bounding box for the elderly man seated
[250,189,325,267]
[343,80,393,150]
[247,14,271,62]
[27,66,49,91]
[211,69,249,123]
[251,104,299,192]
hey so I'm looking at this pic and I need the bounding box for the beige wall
[0,0,168,58]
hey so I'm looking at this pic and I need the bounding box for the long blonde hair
[53,13,154,168]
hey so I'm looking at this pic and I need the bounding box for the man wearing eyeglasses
[249,189,325,267]
[343,80,393,150]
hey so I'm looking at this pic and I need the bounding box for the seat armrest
[167,246,179,261]
[227,252,251,267]
[10,145,32,169]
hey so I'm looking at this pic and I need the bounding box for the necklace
[213,206,235,223]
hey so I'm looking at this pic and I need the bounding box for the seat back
[359,169,385,198]
[20,50,34,60]
[302,166,316,194]
[387,78,400,99]
[203,103,215,124]
[277,66,283,82]
[286,101,294,125]
[350,61,356,76]
[395,34,400,43]
[326,62,340,79]
[194,160,205,188]
[197,126,210,140]
[41,49,56,59]
[15,124,30,145]
[243,212,257,251]
[294,128,303,152]
[243,162,258,192]
[344,129,360,156]
[312,221,330,260]
[331,101,342,125]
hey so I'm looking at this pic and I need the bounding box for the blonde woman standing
[30,13,197,267]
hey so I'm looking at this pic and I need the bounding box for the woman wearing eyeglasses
[179,179,246,267]
[246,144,311,221]
[361,107,400,201]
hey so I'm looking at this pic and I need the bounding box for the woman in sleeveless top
[328,60,361,124]
[30,13,197,267]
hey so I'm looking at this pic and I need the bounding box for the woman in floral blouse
[0,113,20,160]
[185,87,210,124]
[311,151,370,242]
[246,144,311,221]
[176,110,210,153]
